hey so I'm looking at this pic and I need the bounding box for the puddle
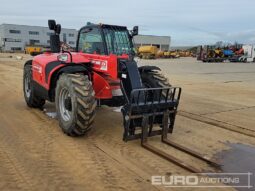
[45,111,57,119]
[223,81,243,83]
[215,143,255,190]
[112,107,122,113]
[43,105,57,119]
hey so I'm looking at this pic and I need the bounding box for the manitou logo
[32,64,42,74]
[91,60,108,71]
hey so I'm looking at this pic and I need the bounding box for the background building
[0,23,171,52]
[0,24,77,51]
[133,35,171,51]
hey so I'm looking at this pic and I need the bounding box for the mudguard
[48,64,90,101]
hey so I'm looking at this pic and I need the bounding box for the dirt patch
[1,54,255,190]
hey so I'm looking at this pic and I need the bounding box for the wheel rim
[24,74,31,98]
[59,88,72,121]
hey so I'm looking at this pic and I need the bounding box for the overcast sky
[0,0,255,46]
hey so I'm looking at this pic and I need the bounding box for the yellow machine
[25,46,43,56]
[156,50,164,58]
[137,46,159,59]
[177,50,190,57]
[162,51,180,58]
[170,51,180,58]
[207,48,224,58]
[214,48,224,57]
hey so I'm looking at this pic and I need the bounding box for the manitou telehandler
[23,20,220,172]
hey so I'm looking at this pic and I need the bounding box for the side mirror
[131,26,138,36]
[50,35,60,53]
[48,20,56,30]
[48,20,61,53]
[48,20,61,34]
[55,24,61,35]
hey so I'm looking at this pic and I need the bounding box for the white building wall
[0,25,4,51]
[133,35,171,51]
[0,24,171,52]
[0,24,78,51]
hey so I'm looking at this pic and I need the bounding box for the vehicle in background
[223,49,234,58]
[25,46,43,56]
[137,45,158,59]
[239,45,255,62]
[235,47,244,56]
[178,50,193,57]
[197,44,246,63]
[197,45,225,62]
[157,50,164,58]
[228,47,244,62]
[196,45,203,61]
[162,50,180,58]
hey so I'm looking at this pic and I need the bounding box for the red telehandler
[23,20,220,172]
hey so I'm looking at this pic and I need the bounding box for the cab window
[78,28,105,55]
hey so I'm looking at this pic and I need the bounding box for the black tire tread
[56,74,96,136]
[141,70,171,88]
[140,70,172,99]
[23,64,45,108]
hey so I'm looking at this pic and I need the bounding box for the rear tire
[23,64,45,108]
[55,73,96,136]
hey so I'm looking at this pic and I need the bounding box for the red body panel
[92,72,112,99]
[32,53,63,89]
[32,52,127,99]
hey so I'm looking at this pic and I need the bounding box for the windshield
[103,27,133,55]
[78,28,105,55]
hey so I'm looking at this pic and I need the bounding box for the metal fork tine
[152,90,155,104]
[178,88,182,100]
[158,89,162,103]
[131,92,135,104]
[165,88,170,102]
[123,87,182,143]
[145,90,148,104]
[172,88,176,101]
[137,90,140,105]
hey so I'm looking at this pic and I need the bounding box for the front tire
[23,64,45,108]
[55,73,96,136]
[140,69,171,90]
[140,69,172,106]
[140,69,174,126]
